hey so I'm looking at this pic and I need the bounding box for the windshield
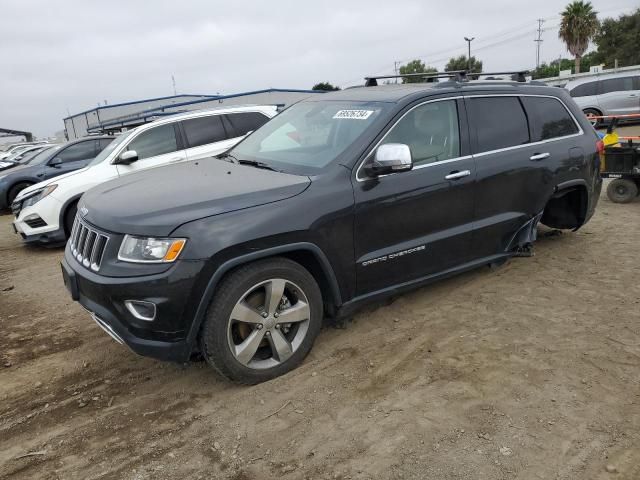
[88,132,133,166]
[25,145,61,165]
[229,101,389,174]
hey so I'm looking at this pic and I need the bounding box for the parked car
[60,80,602,384]
[1,138,110,210]
[12,105,277,245]
[0,144,50,171]
[0,141,49,160]
[565,72,640,127]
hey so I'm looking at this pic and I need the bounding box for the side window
[98,138,113,152]
[469,97,529,152]
[380,100,460,166]
[127,124,178,160]
[182,115,226,148]
[57,141,96,163]
[521,97,579,141]
[570,81,599,97]
[600,77,634,94]
[226,112,270,137]
[634,76,640,90]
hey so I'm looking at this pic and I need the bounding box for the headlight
[20,184,57,208]
[118,235,187,263]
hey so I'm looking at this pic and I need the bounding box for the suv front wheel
[200,257,323,384]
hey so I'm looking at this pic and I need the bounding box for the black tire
[199,257,323,384]
[7,182,33,206]
[63,201,78,238]
[583,108,602,129]
[607,179,638,204]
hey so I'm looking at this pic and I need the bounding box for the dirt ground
[1,138,640,479]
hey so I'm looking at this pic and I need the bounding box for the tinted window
[182,115,226,148]
[570,81,599,97]
[226,112,270,137]
[634,76,640,90]
[57,141,96,163]
[381,100,460,166]
[521,97,579,141]
[127,124,178,160]
[600,77,634,94]
[470,97,529,152]
[98,138,114,151]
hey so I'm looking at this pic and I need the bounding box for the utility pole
[171,75,177,95]
[464,37,475,71]
[394,61,400,84]
[534,18,545,69]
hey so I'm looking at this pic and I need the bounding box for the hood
[81,158,310,236]
[0,163,35,179]
[17,166,91,200]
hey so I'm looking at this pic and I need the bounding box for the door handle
[530,152,550,161]
[444,170,471,180]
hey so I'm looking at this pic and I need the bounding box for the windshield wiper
[237,159,279,172]
[217,152,239,163]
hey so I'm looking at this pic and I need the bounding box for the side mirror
[368,143,413,176]
[115,150,138,165]
[49,158,62,168]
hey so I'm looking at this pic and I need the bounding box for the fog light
[125,300,156,321]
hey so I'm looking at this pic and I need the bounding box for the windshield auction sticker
[333,110,374,120]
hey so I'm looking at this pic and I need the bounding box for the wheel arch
[185,243,343,350]
[540,179,590,231]
[59,193,83,236]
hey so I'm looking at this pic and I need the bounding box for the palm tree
[559,1,599,73]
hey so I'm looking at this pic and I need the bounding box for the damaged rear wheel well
[541,186,588,230]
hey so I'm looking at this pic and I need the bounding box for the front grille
[69,215,110,272]
[24,216,47,228]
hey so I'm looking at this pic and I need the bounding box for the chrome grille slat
[69,214,110,272]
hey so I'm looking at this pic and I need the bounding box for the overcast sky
[1,0,637,138]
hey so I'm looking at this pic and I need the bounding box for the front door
[352,98,476,296]
[598,76,639,116]
[116,123,186,175]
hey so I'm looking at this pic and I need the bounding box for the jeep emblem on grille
[80,206,88,217]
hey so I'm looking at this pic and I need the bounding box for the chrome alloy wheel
[227,278,311,369]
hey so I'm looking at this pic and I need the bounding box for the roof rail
[364,70,532,86]
[364,70,467,86]
[472,71,530,82]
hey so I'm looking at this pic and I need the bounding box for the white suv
[12,105,277,245]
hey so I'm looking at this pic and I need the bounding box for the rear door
[598,76,638,115]
[467,94,581,259]
[116,123,186,175]
[181,114,235,161]
[353,98,476,295]
[45,139,97,179]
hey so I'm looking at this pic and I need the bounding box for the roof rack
[364,70,531,86]
[364,70,467,87]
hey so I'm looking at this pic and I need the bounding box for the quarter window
[127,124,178,160]
[226,112,270,137]
[57,141,96,163]
[570,81,599,97]
[381,100,460,166]
[469,97,529,152]
[182,115,227,148]
[521,97,579,141]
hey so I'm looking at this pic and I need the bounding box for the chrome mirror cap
[371,143,413,175]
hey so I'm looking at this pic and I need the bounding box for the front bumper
[12,195,65,245]
[61,247,206,363]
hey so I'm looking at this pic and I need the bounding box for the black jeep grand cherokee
[62,78,602,383]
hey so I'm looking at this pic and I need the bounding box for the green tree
[399,59,437,83]
[592,9,640,68]
[312,82,340,91]
[559,1,600,73]
[531,53,598,79]
[445,55,483,73]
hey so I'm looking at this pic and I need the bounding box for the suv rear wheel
[200,257,323,384]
